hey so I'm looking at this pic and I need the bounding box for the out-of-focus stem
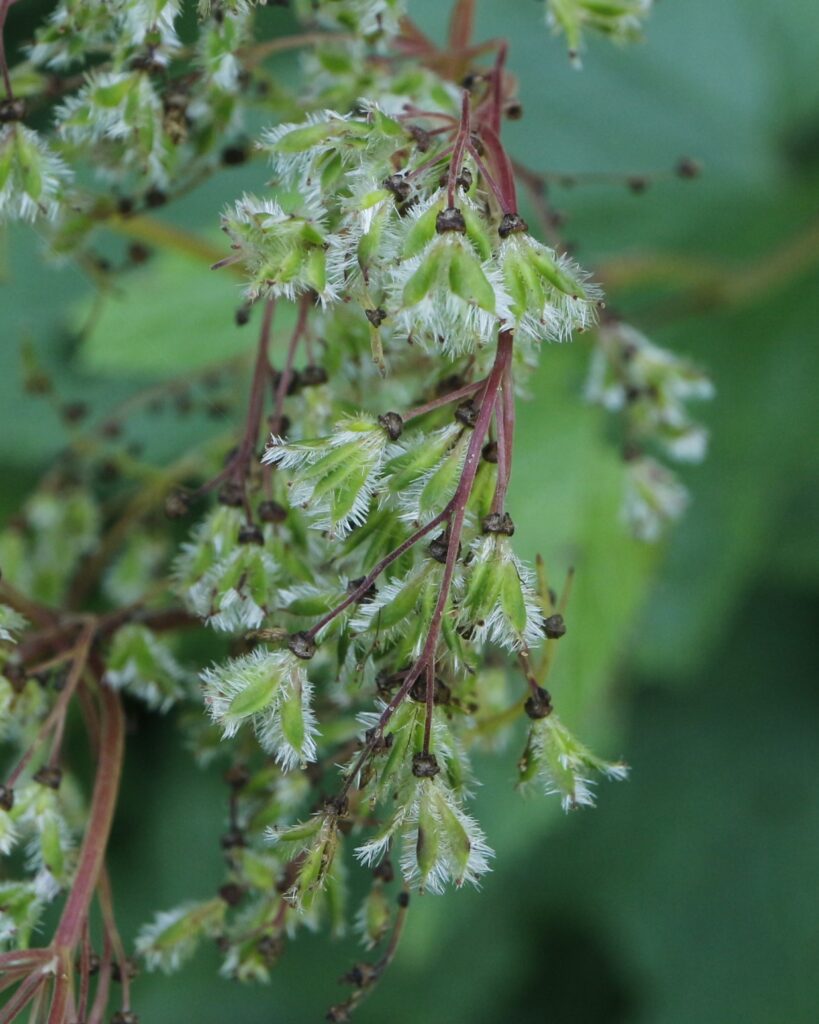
[0,968,46,1024]
[340,330,513,782]
[447,91,471,208]
[45,684,124,1023]
[490,361,515,514]
[5,620,96,790]
[270,293,310,433]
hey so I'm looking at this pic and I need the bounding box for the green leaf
[78,250,294,374]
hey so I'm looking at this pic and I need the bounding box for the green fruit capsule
[403,202,442,259]
[464,557,502,621]
[462,207,493,262]
[17,143,43,202]
[227,671,280,721]
[270,121,344,153]
[448,245,496,314]
[279,683,306,754]
[434,791,472,884]
[93,77,132,109]
[362,885,391,947]
[329,460,372,525]
[418,437,467,516]
[517,733,540,784]
[502,250,531,314]
[384,430,456,493]
[415,787,441,889]
[500,559,528,636]
[304,246,327,293]
[378,571,426,629]
[287,593,337,617]
[402,247,443,307]
[529,248,586,299]
[270,817,323,844]
[40,816,64,880]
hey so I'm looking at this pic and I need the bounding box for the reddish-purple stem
[87,928,113,1024]
[76,921,92,1023]
[464,139,512,213]
[98,868,130,1012]
[271,293,310,433]
[416,331,513,752]
[402,377,485,422]
[0,969,34,998]
[196,298,275,503]
[491,362,515,514]
[235,298,276,469]
[46,685,124,1024]
[446,91,471,208]
[492,390,508,515]
[0,969,46,1024]
[407,143,455,181]
[305,510,448,642]
[398,106,457,123]
[340,330,514,781]
[53,685,124,948]
[5,620,95,790]
[476,124,519,213]
[0,0,18,101]
[0,950,49,971]
[421,660,436,754]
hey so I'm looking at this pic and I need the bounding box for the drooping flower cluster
[202,648,319,770]
[1,0,281,228]
[0,0,705,1016]
[352,701,493,893]
[0,490,100,605]
[519,706,629,809]
[221,105,603,367]
[0,125,72,222]
[292,0,407,37]
[174,504,282,631]
[104,624,190,712]
[263,414,401,536]
[167,52,631,933]
[586,321,714,539]
[546,0,654,65]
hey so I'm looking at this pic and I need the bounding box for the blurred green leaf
[78,249,251,374]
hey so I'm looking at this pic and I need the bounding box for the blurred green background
[2,1,818,1021]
